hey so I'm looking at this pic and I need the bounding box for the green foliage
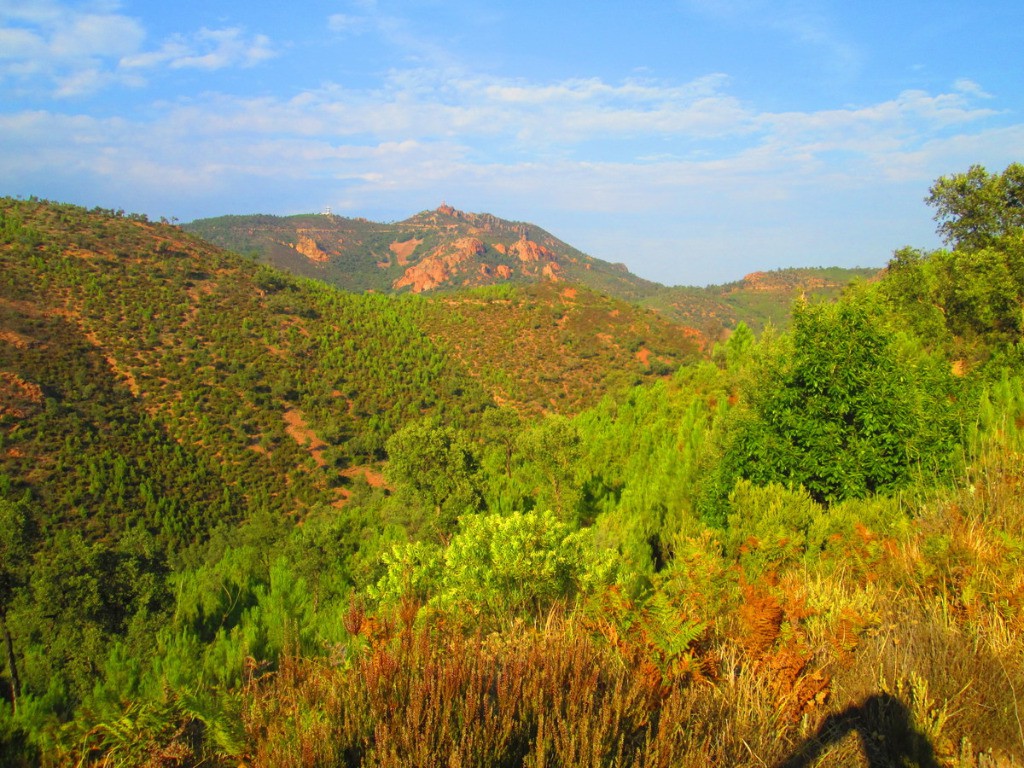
[371,510,614,620]
[366,540,443,606]
[725,480,824,573]
[726,299,962,505]
[385,419,483,535]
[877,247,952,347]
[926,163,1024,250]
[515,414,583,520]
[436,510,611,617]
[6,171,1024,767]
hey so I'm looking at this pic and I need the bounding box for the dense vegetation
[1,164,1024,767]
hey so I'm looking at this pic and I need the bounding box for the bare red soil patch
[284,408,329,467]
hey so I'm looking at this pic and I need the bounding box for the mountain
[4,190,1024,767]
[184,206,879,340]
[183,204,662,301]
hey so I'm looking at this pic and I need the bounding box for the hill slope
[3,173,1024,768]
[413,282,702,415]
[0,199,700,527]
[642,266,880,339]
[0,199,495,530]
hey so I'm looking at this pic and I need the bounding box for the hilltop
[644,266,881,339]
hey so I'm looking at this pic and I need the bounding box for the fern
[643,591,704,665]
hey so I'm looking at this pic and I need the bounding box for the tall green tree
[385,420,482,537]
[726,299,961,505]
[927,163,1024,250]
[516,415,583,521]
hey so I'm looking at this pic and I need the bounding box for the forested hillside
[184,207,875,344]
[641,266,880,339]
[183,206,662,300]
[2,164,1024,767]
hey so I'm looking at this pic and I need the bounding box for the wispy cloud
[0,1,274,96]
[1,42,1019,282]
[3,68,1003,196]
[120,27,275,71]
[683,0,862,79]
[327,13,368,34]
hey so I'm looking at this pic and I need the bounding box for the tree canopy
[926,162,1024,250]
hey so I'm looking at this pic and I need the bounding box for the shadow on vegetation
[775,693,939,768]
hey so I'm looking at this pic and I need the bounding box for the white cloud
[953,78,992,99]
[48,13,144,58]
[0,2,274,96]
[167,28,275,70]
[0,27,46,60]
[2,65,1020,284]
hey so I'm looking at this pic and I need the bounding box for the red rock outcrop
[509,237,554,263]
[741,271,831,293]
[293,233,330,262]
[393,237,486,292]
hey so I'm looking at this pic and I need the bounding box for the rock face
[185,202,662,299]
[293,233,330,262]
[393,237,487,293]
[510,236,555,263]
[542,262,561,281]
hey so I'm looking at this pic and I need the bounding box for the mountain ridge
[184,204,879,339]
[183,204,663,301]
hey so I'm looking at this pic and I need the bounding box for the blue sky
[2,0,1022,285]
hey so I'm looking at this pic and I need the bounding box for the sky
[2,1,1023,286]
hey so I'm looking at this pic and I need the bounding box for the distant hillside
[184,207,878,338]
[642,266,880,340]
[0,199,484,529]
[6,167,1024,768]
[184,204,662,301]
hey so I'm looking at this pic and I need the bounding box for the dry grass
[237,450,1024,767]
